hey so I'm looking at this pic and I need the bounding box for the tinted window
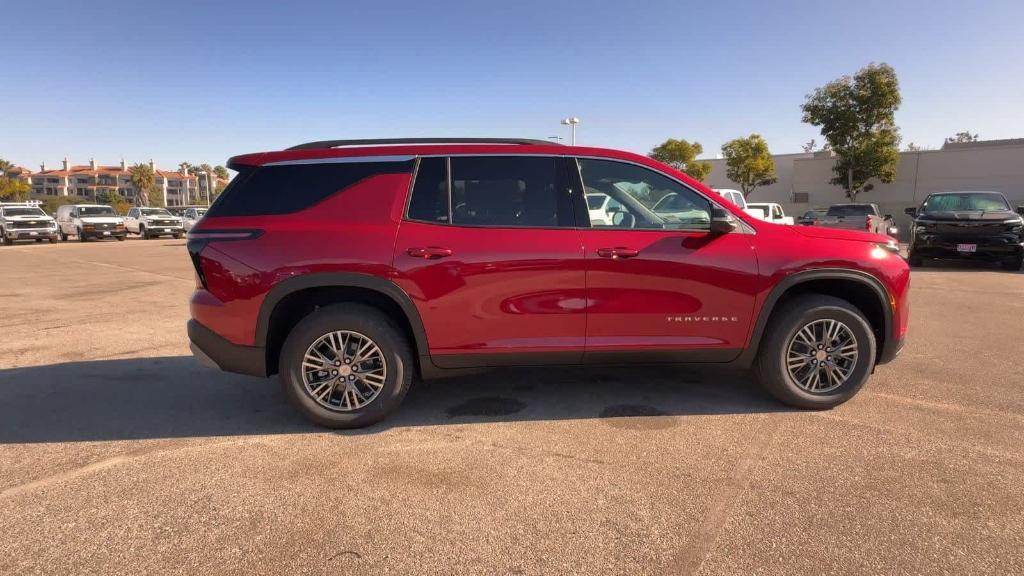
[922,193,1010,212]
[826,205,873,217]
[407,157,449,223]
[450,157,570,227]
[207,160,414,217]
[577,158,711,230]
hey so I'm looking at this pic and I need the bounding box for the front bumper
[877,334,905,365]
[910,236,1023,261]
[4,228,58,240]
[144,224,184,236]
[187,319,267,377]
[81,229,127,240]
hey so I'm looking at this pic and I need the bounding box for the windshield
[79,206,116,216]
[827,205,873,217]
[748,206,770,218]
[140,208,172,216]
[4,207,45,217]
[922,193,1010,212]
[586,195,605,210]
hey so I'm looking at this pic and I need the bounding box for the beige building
[26,158,224,206]
[703,139,1024,239]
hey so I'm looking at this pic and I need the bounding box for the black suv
[906,191,1024,270]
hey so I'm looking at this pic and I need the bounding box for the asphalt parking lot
[1,238,1022,575]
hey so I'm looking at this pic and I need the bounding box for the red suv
[187,138,909,428]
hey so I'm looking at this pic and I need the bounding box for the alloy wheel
[785,319,859,393]
[300,330,387,411]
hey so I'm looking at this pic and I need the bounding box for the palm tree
[130,163,156,206]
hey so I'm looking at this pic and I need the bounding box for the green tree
[130,163,157,207]
[0,159,31,201]
[945,131,978,144]
[801,62,902,201]
[179,161,192,174]
[213,165,230,180]
[721,134,778,197]
[648,138,712,182]
[95,189,131,214]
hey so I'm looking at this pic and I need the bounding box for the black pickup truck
[906,191,1024,270]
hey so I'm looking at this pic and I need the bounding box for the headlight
[914,225,927,234]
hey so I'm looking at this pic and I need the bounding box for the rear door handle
[407,246,453,259]
[596,247,639,259]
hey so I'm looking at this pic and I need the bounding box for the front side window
[577,158,711,230]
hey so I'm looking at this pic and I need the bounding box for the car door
[392,155,586,368]
[124,208,137,232]
[572,157,760,363]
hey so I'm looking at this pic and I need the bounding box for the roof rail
[286,138,561,151]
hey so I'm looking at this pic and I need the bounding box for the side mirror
[884,214,893,220]
[904,207,917,217]
[709,207,737,234]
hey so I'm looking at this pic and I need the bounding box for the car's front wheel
[755,295,876,409]
[279,303,414,428]
[1001,256,1023,271]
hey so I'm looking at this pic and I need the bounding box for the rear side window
[407,157,449,223]
[450,156,570,227]
[207,160,414,217]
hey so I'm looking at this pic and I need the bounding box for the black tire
[755,295,876,409]
[77,229,87,242]
[907,252,923,267]
[116,235,126,242]
[58,228,67,242]
[139,225,148,239]
[2,235,12,246]
[279,303,414,428]
[1001,257,1023,271]
[173,233,182,239]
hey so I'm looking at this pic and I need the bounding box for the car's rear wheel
[755,295,876,409]
[279,303,413,428]
[1000,256,1023,271]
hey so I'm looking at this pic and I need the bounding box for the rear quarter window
[207,160,414,217]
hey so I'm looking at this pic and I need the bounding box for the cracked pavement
[1,239,1022,575]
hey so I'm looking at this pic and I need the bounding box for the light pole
[560,117,580,145]
[197,171,213,207]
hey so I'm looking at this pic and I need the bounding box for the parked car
[125,207,184,239]
[187,138,909,428]
[710,188,764,219]
[0,202,59,245]
[55,204,126,241]
[797,209,828,226]
[820,203,896,237]
[182,207,207,231]
[747,202,795,225]
[905,191,1023,270]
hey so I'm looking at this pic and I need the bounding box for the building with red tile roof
[28,158,227,206]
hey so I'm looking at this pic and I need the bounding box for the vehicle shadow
[0,356,790,444]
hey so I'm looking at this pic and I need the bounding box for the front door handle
[407,246,453,259]
[596,247,639,259]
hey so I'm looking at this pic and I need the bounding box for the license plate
[956,243,976,253]
[164,228,172,232]
[29,232,38,236]
[103,231,111,236]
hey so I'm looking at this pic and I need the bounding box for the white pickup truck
[747,202,795,225]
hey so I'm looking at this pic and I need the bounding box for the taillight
[185,229,262,289]
[865,216,872,231]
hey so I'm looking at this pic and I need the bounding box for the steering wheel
[612,211,636,228]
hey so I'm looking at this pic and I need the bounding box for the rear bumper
[187,319,267,377]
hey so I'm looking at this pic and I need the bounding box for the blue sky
[4,0,1023,170]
